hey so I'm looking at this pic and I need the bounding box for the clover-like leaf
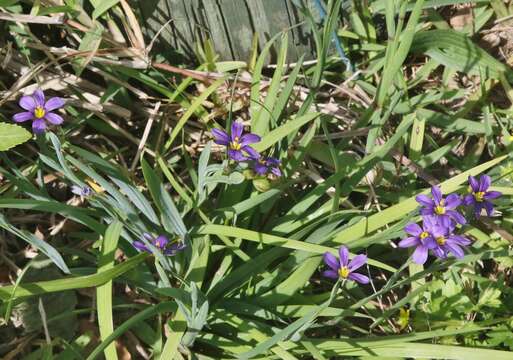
[0,123,31,151]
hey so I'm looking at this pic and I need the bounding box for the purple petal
[19,95,36,111]
[484,191,501,200]
[338,246,349,267]
[484,201,494,216]
[446,210,466,225]
[33,89,45,106]
[132,241,149,252]
[323,252,339,271]
[397,236,420,248]
[71,185,83,196]
[416,194,434,207]
[143,233,154,242]
[242,145,260,159]
[154,235,169,249]
[468,176,479,192]
[270,166,282,177]
[412,245,428,264]
[348,254,367,271]
[32,118,46,134]
[463,194,475,206]
[444,194,461,209]
[448,235,471,246]
[322,270,339,279]
[227,149,247,162]
[267,157,281,165]
[422,215,439,230]
[423,236,438,249]
[240,133,261,146]
[45,112,64,125]
[13,111,34,122]
[45,97,65,111]
[479,175,491,192]
[231,121,243,140]
[474,202,484,217]
[254,162,268,175]
[404,223,422,236]
[445,242,464,258]
[212,128,230,145]
[432,247,446,259]
[438,215,454,228]
[398,236,419,248]
[420,208,435,216]
[431,186,442,204]
[348,272,369,284]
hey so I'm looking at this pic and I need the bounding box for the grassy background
[1,0,513,359]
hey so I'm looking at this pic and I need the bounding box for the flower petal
[431,185,442,204]
[19,95,36,111]
[33,89,45,106]
[45,97,65,111]
[231,121,243,140]
[242,145,260,159]
[445,242,464,258]
[240,133,261,146]
[323,252,339,271]
[484,201,494,216]
[432,247,446,259]
[348,254,367,271]
[446,210,466,225]
[416,194,434,207]
[404,223,422,236]
[271,166,282,177]
[228,149,247,162]
[322,270,339,279]
[484,191,501,200]
[32,118,46,134]
[132,241,149,252]
[13,111,34,122]
[468,175,479,192]
[444,194,461,209]
[412,245,428,264]
[211,128,230,145]
[348,272,369,284]
[338,246,349,267]
[448,235,471,246]
[398,236,419,248]
[462,194,475,206]
[45,112,63,125]
[254,162,268,175]
[420,208,435,216]
[154,235,169,249]
[479,175,491,192]
[474,202,484,217]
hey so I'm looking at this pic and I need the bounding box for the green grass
[0,0,513,359]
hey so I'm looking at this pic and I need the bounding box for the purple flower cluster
[133,233,185,256]
[399,175,501,264]
[13,88,65,134]
[212,121,281,177]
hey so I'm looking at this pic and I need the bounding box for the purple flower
[252,155,282,177]
[463,175,501,217]
[323,245,369,284]
[71,185,92,197]
[415,185,466,227]
[399,217,439,264]
[13,88,65,134]
[132,233,186,256]
[211,121,261,161]
[429,221,471,259]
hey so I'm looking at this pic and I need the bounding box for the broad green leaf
[0,123,31,151]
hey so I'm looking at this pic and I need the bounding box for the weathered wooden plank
[139,0,318,62]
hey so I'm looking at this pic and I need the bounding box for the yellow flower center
[436,236,446,245]
[434,205,445,215]
[473,191,485,202]
[34,106,45,119]
[229,136,241,150]
[420,231,429,239]
[338,266,350,279]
